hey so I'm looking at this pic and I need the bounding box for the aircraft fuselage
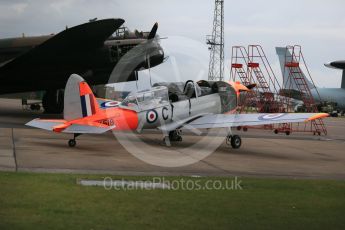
[311,88,345,110]
[0,19,164,95]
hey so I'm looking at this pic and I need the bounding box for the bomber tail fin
[276,47,316,90]
[342,70,345,89]
[64,74,100,120]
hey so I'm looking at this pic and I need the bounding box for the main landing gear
[169,130,182,142]
[226,134,242,149]
[68,134,82,147]
[42,90,64,114]
[163,130,182,145]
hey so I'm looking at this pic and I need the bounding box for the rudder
[64,74,99,120]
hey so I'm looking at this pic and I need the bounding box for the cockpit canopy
[120,80,237,113]
[154,80,237,113]
[120,86,169,111]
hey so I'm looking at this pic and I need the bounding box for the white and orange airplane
[26,74,328,148]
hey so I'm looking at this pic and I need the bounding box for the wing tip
[305,113,329,122]
[25,118,39,126]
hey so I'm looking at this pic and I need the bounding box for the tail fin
[64,74,100,120]
[276,47,315,90]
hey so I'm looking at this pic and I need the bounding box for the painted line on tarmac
[11,128,18,172]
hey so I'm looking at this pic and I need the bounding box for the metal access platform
[230,45,327,136]
[276,45,327,136]
[230,45,287,114]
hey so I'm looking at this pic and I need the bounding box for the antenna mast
[206,0,225,81]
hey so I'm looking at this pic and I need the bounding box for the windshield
[120,95,139,110]
[121,86,169,111]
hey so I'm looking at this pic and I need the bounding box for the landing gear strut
[68,134,82,147]
[169,130,182,142]
[42,89,64,114]
[163,130,182,145]
[226,135,242,149]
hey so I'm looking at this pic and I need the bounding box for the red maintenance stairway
[230,45,288,131]
[276,45,327,135]
[230,46,254,113]
[247,45,287,113]
[230,45,287,114]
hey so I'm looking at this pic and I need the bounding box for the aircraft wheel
[30,104,41,111]
[231,135,242,149]
[285,131,291,136]
[169,130,182,142]
[274,129,279,134]
[68,139,76,147]
[243,127,248,132]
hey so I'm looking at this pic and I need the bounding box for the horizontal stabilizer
[26,118,115,134]
[62,124,115,134]
[26,119,66,131]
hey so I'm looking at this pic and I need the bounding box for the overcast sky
[1,0,345,89]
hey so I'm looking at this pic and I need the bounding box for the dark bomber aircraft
[0,18,164,113]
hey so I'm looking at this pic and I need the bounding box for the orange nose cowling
[230,81,250,93]
[227,81,251,109]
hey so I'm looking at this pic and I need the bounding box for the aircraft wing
[1,18,124,69]
[180,113,329,130]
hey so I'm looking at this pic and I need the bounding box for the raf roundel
[146,110,158,123]
[258,113,286,121]
[101,101,120,108]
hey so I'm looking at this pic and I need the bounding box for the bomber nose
[145,41,165,68]
[155,42,165,61]
[324,62,334,69]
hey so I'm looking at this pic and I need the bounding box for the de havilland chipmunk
[26,74,329,149]
[0,18,164,113]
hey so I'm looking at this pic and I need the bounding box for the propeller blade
[245,83,257,90]
[163,56,170,63]
[148,22,158,40]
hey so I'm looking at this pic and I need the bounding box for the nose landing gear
[226,134,242,149]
